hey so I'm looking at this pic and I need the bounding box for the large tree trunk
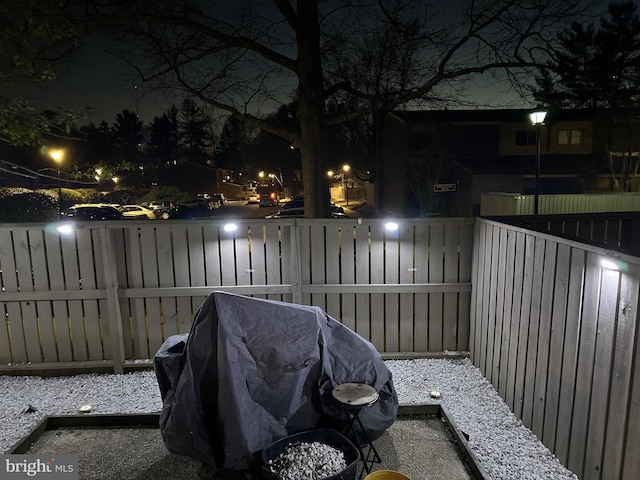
[296,0,331,218]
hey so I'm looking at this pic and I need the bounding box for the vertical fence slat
[491,227,507,390]
[469,221,483,363]
[443,223,460,350]
[0,230,15,363]
[457,222,473,351]
[602,264,639,479]
[498,229,516,399]
[567,252,601,477]
[309,224,327,310]
[264,224,284,301]
[140,226,163,355]
[231,225,252,295]
[369,223,385,351]
[61,230,88,362]
[157,226,179,336]
[542,242,571,451]
[622,301,640,479]
[101,227,125,373]
[29,229,57,362]
[125,227,148,359]
[249,224,267,300]
[340,225,356,332]
[77,228,103,361]
[174,226,195,337]
[354,223,371,341]
[531,240,557,437]
[1,230,27,363]
[505,231,525,410]
[14,230,41,363]
[583,268,619,480]
[399,224,414,352]
[479,224,494,376]
[2,231,27,363]
[298,224,312,306]
[187,226,207,312]
[203,225,222,286]
[384,227,400,352]
[514,234,535,420]
[522,237,546,428]
[554,248,586,465]
[428,224,444,352]
[325,224,341,320]
[414,224,429,351]
[112,228,133,359]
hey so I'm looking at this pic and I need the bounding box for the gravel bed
[0,358,577,479]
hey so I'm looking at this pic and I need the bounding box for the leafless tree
[4,0,588,216]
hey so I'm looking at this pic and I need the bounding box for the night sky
[24,42,169,127]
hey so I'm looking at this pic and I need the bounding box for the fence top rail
[0,217,477,230]
[485,211,640,221]
[478,217,640,266]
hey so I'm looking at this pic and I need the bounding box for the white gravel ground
[0,358,577,480]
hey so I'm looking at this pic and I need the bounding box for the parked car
[145,200,175,219]
[270,197,346,218]
[247,193,260,204]
[120,205,156,219]
[267,199,347,219]
[158,202,215,219]
[60,204,123,221]
[211,193,226,207]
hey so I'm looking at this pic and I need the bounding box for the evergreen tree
[148,107,179,167]
[112,109,145,164]
[178,98,211,165]
[215,115,255,172]
[533,1,640,191]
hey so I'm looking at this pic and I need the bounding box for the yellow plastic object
[363,470,411,480]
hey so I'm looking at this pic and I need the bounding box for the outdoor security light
[600,256,628,272]
[385,221,399,232]
[56,223,75,236]
[223,223,238,233]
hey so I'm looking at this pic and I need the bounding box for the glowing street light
[342,164,351,205]
[529,110,547,216]
[49,149,64,212]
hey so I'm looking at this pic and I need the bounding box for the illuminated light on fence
[56,223,75,236]
[385,221,399,232]
[223,223,238,233]
[600,256,628,272]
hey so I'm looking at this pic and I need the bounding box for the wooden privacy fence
[481,192,640,216]
[471,218,640,480]
[487,212,640,257]
[0,217,474,374]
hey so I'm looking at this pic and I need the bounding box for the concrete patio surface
[17,413,479,480]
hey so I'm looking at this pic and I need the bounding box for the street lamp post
[342,164,351,205]
[529,111,547,216]
[49,149,64,212]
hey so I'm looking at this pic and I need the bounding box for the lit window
[558,129,583,145]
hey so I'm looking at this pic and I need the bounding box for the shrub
[140,186,193,204]
[0,191,58,223]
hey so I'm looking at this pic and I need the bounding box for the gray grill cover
[154,291,397,470]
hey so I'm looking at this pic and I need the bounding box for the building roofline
[388,108,599,123]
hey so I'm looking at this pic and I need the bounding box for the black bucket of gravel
[261,429,360,480]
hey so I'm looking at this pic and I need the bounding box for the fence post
[100,227,126,374]
[289,223,303,304]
